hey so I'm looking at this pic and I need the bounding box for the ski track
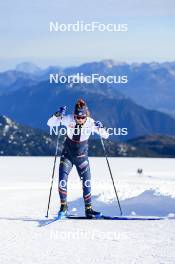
[0,157,175,264]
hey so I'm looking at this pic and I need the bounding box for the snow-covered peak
[16,62,41,75]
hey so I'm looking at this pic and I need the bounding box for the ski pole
[45,107,66,218]
[100,137,123,215]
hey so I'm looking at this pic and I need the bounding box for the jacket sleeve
[47,115,70,127]
[91,118,109,139]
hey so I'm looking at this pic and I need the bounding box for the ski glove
[54,106,67,117]
[94,120,104,128]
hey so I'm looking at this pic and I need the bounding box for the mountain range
[0,60,175,142]
[64,60,175,117]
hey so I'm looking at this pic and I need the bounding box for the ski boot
[85,205,102,219]
[58,203,68,219]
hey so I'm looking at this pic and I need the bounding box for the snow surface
[0,157,175,264]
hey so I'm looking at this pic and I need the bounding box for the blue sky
[0,0,175,70]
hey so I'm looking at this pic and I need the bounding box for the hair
[75,98,90,117]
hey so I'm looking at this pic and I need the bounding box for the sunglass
[74,115,87,120]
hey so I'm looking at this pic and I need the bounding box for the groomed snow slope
[0,157,175,264]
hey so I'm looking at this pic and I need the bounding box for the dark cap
[74,106,87,116]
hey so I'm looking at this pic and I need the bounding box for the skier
[47,99,109,219]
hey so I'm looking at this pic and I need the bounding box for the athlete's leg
[75,155,92,207]
[59,154,73,206]
[75,155,102,218]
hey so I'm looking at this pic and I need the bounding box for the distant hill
[128,135,175,157]
[0,114,139,156]
[0,115,55,155]
[1,115,175,157]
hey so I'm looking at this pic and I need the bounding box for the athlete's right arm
[47,114,70,127]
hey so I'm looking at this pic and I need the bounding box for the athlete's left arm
[91,118,109,139]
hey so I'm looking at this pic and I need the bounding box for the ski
[39,217,62,227]
[40,214,71,227]
[40,214,170,226]
[66,215,166,221]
